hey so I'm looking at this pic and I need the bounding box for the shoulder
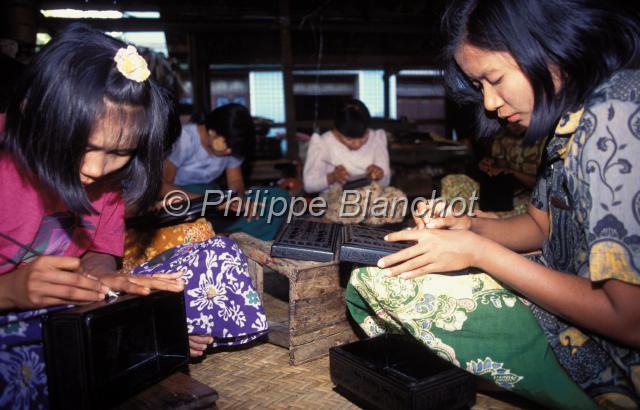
[180,123,199,143]
[308,131,332,149]
[574,70,640,155]
[367,129,388,145]
[316,130,335,143]
[170,123,200,160]
[586,70,640,108]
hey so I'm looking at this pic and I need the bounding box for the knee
[348,266,384,290]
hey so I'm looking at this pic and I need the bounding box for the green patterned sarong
[346,267,598,410]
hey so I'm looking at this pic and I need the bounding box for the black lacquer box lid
[270,218,341,262]
[330,334,477,409]
[42,291,189,409]
[339,224,412,265]
[270,220,414,266]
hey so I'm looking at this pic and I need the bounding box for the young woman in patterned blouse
[346,1,640,408]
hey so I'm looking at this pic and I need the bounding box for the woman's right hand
[412,199,473,231]
[328,165,350,185]
[0,256,109,310]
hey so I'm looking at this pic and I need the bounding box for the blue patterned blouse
[529,69,640,407]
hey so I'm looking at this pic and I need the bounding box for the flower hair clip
[114,45,151,82]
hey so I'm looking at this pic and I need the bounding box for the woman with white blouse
[303,99,390,193]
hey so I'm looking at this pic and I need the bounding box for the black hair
[205,103,255,159]
[334,98,371,139]
[441,0,640,144]
[4,23,179,214]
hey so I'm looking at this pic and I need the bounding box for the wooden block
[246,259,264,301]
[113,371,218,410]
[290,267,342,300]
[290,294,348,333]
[290,320,356,346]
[289,329,359,365]
[267,320,290,348]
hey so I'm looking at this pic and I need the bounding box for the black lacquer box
[270,219,342,262]
[42,291,189,409]
[339,224,409,265]
[330,334,477,409]
[270,219,412,265]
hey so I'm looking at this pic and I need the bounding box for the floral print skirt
[0,236,268,409]
[346,266,597,410]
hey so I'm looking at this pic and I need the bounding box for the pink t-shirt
[0,151,125,274]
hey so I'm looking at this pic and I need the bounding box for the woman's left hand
[377,228,481,279]
[98,271,185,295]
[189,334,213,357]
[366,164,384,181]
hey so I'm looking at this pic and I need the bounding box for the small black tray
[330,334,476,409]
[343,176,371,190]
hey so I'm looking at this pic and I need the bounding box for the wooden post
[188,33,211,115]
[383,69,391,119]
[279,0,298,159]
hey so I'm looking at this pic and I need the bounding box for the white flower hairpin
[114,45,151,82]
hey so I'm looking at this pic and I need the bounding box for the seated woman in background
[0,25,267,407]
[441,123,546,217]
[164,103,288,240]
[303,99,390,193]
[347,0,640,409]
[165,103,252,197]
[475,123,545,212]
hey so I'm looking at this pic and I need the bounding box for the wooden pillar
[383,69,391,119]
[188,33,210,115]
[279,0,298,159]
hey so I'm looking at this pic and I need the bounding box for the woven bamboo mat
[188,341,528,410]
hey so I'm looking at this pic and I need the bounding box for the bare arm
[381,227,640,349]
[469,203,548,252]
[225,166,245,196]
[157,159,202,202]
[420,201,548,253]
[474,238,640,348]
[163,159,177,184]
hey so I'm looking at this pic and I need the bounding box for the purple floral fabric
[132,236,269,346]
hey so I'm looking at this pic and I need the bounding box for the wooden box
[231,232,358,365]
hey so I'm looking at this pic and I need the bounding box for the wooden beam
[188,33,210,115]
[279,0,298,160]
[383,69,390,118]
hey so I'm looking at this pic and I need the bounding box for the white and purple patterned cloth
[132,236,269,346]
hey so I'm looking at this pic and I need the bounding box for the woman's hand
[0,256,109,309]
[327,165,350,185]
[366,164,384,181]
[412,199,473,230]
[377,228,482,280]
[98,272,184,296]
[189,334,213,357]
[478,157,494,174]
